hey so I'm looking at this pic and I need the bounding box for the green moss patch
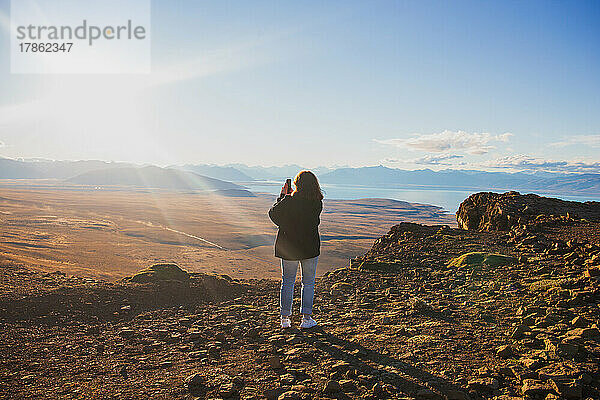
[447,252,516,269]
[529,279,566,292]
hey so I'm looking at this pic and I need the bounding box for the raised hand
[281,180,292,196]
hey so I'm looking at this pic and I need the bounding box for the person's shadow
[287,325,467,399]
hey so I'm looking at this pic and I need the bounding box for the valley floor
[0,185,454,280]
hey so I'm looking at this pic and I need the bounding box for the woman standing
[268,170,323,329]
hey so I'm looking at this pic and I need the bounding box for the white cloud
[375,130,513,155]
[484,154,600,173]
[412,154,463,165]
[381,154,464,166]
[0,140,5,148]
[549,135,600,148]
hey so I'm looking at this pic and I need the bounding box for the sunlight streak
[135,220,225,250]
[0,10,9,33]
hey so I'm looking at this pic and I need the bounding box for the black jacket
[268,194,322,260]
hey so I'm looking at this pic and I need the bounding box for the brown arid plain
[0,181,455,280]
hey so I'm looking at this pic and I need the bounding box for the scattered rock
[570,316,589,327]
[511,324,529,339]
[219,382,238,398]
[338,379,357,392]
[186,373,205,396]
[277,390,300,400]
[330,282,354,296]
[583,266,600,278]
[467,377,499,392]
[264,388,286,400]
[329,361,351,373]
[521,379,551,397]
[268,355,283,369]
[323,380,341,394]
[566,327,599,339]
[445,389,471,400]
[548,379,582,400]
[416,388,443,400]
[496,344,513,358]
[537,363,582,381]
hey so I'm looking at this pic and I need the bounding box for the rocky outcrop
[128,263,190,283]
[456,191,600,231]
[0,263,246,322]
[350,222,513,271]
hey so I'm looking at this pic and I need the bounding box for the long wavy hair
[293,170,323,201]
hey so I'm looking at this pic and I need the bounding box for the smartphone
[285,178,292,194]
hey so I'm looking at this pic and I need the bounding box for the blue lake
[241,181,600,213]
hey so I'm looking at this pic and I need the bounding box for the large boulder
[129,263,190,283]
[456,191,600,231]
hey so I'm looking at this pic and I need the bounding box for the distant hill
[225,164,305,180]
[320,165,600,195]
[540,173,600,193]
[31,160,132,179]
[68,166,246,191]
[0,158,46,179]
[0,159,335,182]
[0,158,132,179]
[171,164,255,182]
[319,165,529,187]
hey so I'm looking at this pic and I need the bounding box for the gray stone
[330,282,354,296]
[467,377,499,392]
[269,355,283,369]
[323,380,341,393]
[264,388,285,400]
[186,373,205,396]
[445,389,471,400]
[416,388,443,400]
[521,379,550,397]
[219,382,237,398]
[496,344,513,358]
[548,379,582,400]
[339,379,357,392]
[277,391,300,400]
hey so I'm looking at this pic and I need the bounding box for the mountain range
[2,158,600,196]
[318,166,600,195]
[222,164,336,181]
[0,158,131,179]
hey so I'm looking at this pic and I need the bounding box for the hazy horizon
[4,156,600,176]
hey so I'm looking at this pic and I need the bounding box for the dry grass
[0,183,455,280]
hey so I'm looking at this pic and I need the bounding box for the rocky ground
[1,192,599,400]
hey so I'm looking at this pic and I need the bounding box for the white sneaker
[299,316,317,329]
[280,316,291,329]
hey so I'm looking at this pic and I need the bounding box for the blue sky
[0,0,599,173]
